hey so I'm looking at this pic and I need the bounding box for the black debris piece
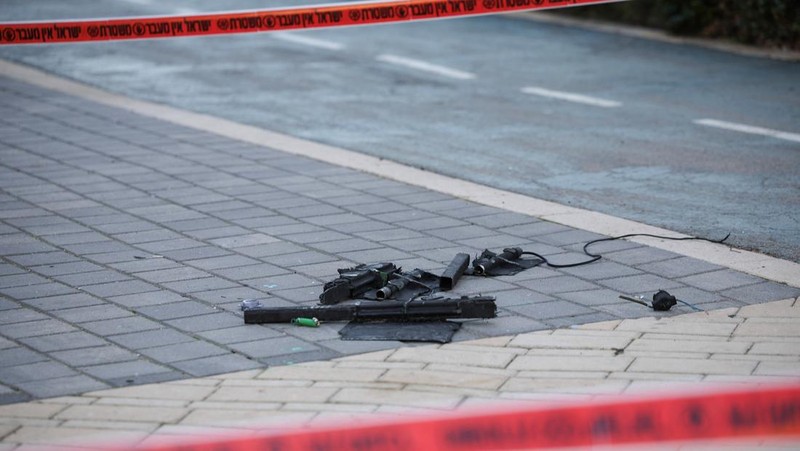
[244,295,497,324]
[319,262,399,305]
[471,247,544,277]
[339,321,461,343]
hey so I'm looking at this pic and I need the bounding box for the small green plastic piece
[291,317,320,327]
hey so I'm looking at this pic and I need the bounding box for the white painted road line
[376,54,476,80]
[521,86,622,108]
[272,33,345,51]
[695,118,800,144]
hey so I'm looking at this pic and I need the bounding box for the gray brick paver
[1,74,797,410]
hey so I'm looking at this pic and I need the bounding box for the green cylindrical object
[291,317,320,327]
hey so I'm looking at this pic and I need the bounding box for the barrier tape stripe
[0,0,628,45]
[138,384,800,451]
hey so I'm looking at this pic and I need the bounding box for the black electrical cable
[520,232,731,269]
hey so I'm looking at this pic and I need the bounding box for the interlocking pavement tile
[209,234,280,249]
[134,301,220,320]
[500,377,630,395]
[602,246,682,265]
[616,318,737,336]
[137,238,206,253]
[172,354,263,377]
[55,404,188,423]
[753,361,800,376]
[738,300,800,318]
[388,346,514,368]
[137,341,229,364]
[6,251,78,267]
[49,304,134,323]
[544,312,620,328]
[0,318,77,339]
[427,225,495,241]
[536,230,607,247]
[0,360,77,384]
[160,246,232,262]
[107,328,195,350]
[722,282,800,303]
[678,269,765,292]
[265,251,338,268]
[560,261,642,280]
[0,308,49,325]
[331,387,462,409]
[509,354,633,372]
[89,382,217,401]
[52,346,140,367]
[110,258,183,274]
[313,238,384,254]
[258,223,324,237]
[30,261,103,277]
[466,212,536,228]
[261,365,385,383]
[165,312,244,333]
[110,290,189,308]
[637,256,725,279]
[184,226,251,241]
[510,333,632,351]
[81,360,178,383]
[208,385,337,403]
[317,339,404,356]
[558,288,630,307]
[41,232,110,246]
[462,315,549,337]
[396,216,467,231]
[498,221,572,238]
[80,316,162,336]
[734,321,800,337]
[627,338,751,354]
[80,280,159,298]
[597,274,684,294]
[228,336,320,360]
[451,276,519,294]
[186,255,261,271]
[628,357,756,375]
[237,242,309,258]
[135,267,214,283]
[504,300,596,320]
[14,375,110,400]
[0,272,51,288]
[20,331,109,353]
[517,275,600,295]
[54,270,132,287]
[327,220,394,234]
[212,263,290,281]
[161,277,240,293]
[478,289,554,308]
[197,325,283,344]
[0,347,47,368]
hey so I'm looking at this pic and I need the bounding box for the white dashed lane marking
[694,119,800,144]
[376,54,476,80]
[521,86,622,108]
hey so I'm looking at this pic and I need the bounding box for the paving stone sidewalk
[1,74,799,405]
[1,298,798,450]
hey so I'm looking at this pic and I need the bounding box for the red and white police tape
[0,0,627,45]
[134,383,800,450]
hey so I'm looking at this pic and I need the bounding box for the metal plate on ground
[339,321,461,343]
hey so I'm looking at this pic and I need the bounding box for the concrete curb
[512,12,800,62]
[1,59,797,287]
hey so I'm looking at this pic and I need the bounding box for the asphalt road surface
[2,0,799,262]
